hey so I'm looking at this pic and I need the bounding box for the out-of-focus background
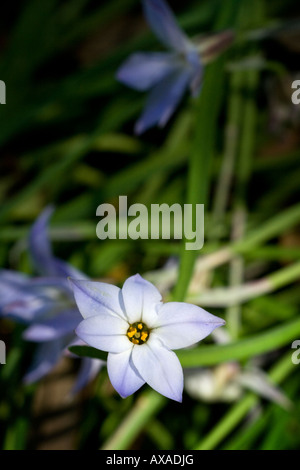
[1,0,300,450]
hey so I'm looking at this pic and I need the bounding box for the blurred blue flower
[117,0,233,134]
[71,274,225,402]
[0,207,103,392]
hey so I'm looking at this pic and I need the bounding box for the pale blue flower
[117,0,233,134]
[71,274,225,402]
[0,208,103,390]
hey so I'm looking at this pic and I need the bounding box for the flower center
[127,322,150,345]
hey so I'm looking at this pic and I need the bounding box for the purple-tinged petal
[23,339,63,384]
[1,276,74,323]
[2,294,56,323]
[107,348,145,398]
[71,358,105,395]
[117,52,179,91]
[0,269,29,285]
[0,270,36,312]
[0,284,27,313]
[152,302,225,350]
[23,309,81,342]
[134,67,191,134]
[132,336,183,402]
[29,206,57,276]
[29,207,88,281]
[51,258,89,281]
[121,274,161,325]
[142,0,190,52]
[75,315,130,353]
[25,276,70,290]
[69,279,127,321]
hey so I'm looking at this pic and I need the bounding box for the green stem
[210,70,243,241]
[177,316,300,367]
[100,390,165,450]
[144,202,300,290]
[270,261,300,289]
[188,259,300,307]
[191,201,300,276]
[227,61,260,338]
[226,0,265,339]
[173,0,239,302]
[173,60,225,302]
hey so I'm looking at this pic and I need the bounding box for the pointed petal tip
[125,273,150,286]
[130,273,143,282]
[172,392,183,403]
[209,318,226,330]
[38,204,56,221]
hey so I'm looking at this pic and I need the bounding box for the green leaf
[69,345,108,362]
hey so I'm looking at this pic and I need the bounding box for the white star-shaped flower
[70,274,225,402]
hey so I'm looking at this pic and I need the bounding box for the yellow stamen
[141,332,148,342]
[127,327,137,338]
[126,322,150,345]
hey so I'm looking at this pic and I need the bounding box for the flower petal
[29,207,88,281]
[107,349,145,398]
[0,270,40,315]
[0,269,29,285]
[117,52,179,91]
[23,309,81,342]
[52,258,89,281]
[72,358,105,395]
[153,302,225,350]
[75,315,130,353]
[28,206,57,276]
[142,0,190,52]
[23,339,63,384]
[134,68,191,134]
[2,293,57,323]
[132,336,183,402]
[69,279,127,320]
[121,274,162,325]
